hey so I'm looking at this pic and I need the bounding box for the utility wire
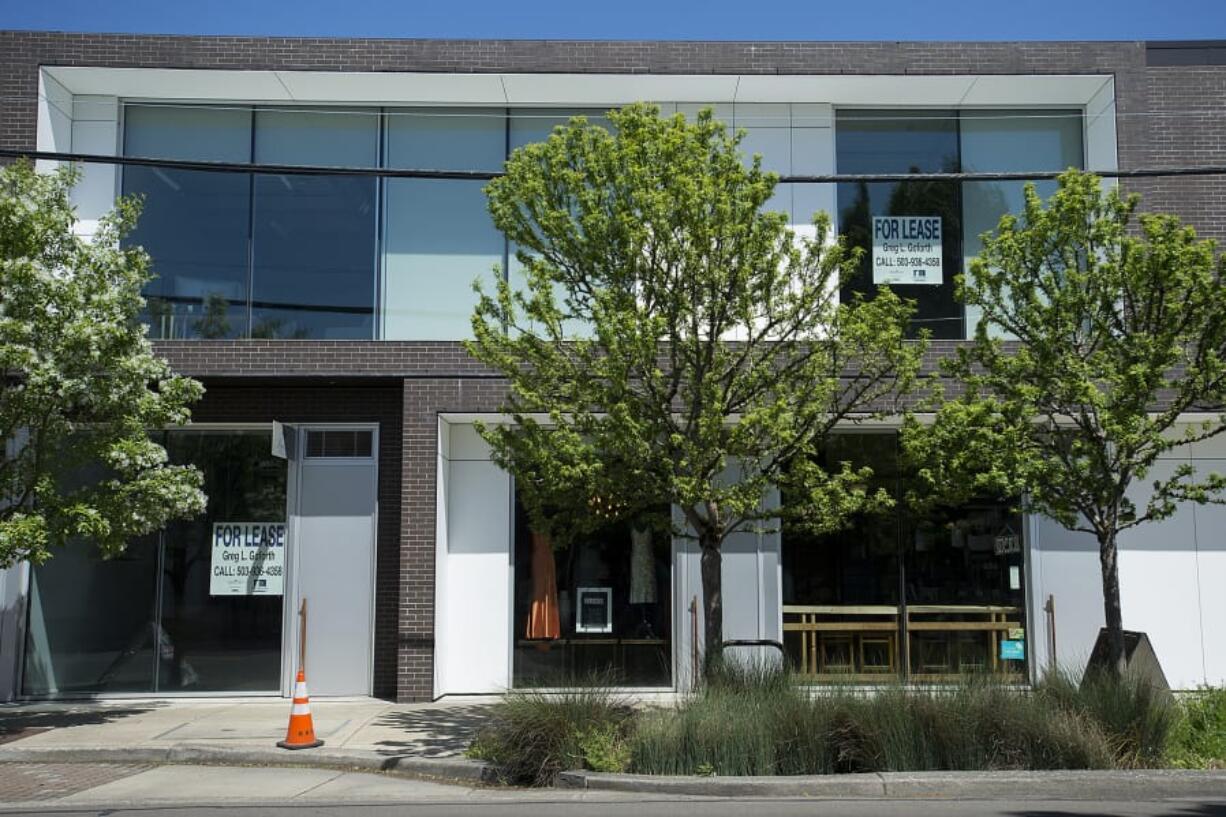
[6,148,1226,183]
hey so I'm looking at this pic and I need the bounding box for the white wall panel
[1084,78,1119,175]
[68,96,119,238]
[1029,514,1104,678]
[37,72,72,170]
[1117,457,1205,688]
[440,460,512,693]
[1191,460,1226,686]
[437,423,512,695]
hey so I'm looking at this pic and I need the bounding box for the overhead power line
[5,148,1226,184]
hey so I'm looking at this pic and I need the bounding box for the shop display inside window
[782,432,1027,682]
[512,496,672,688]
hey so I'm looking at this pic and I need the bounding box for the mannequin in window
[628,524,657,638]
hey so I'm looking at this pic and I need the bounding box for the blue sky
[3,0,1224,40]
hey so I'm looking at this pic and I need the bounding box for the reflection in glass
[960,111,1084,338]
[158,431,286,692]
[383,109,506,339]
[512,495,672,687]
[781,432,1027,682]
[123,105,252,339]
[19,429,288,695]
[22,536,160,695]
[251,109,379,339]
[836,110,964,339]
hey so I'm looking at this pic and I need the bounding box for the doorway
[283,425,378,697]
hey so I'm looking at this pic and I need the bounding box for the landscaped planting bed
[468,663,1224,786]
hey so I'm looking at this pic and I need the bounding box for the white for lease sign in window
[872,216,943,285]
[210,522,286,596]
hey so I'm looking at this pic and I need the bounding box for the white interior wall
[435,421,513,696]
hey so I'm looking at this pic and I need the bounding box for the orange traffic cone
[277,668,324,750]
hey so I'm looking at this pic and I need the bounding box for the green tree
[0,161,206,567]
[903,171,1226,675]
[468,104,926,663]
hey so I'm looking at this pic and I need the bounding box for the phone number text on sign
[210,522,286,596]
[872,216,943,285]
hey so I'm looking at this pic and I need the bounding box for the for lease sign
[210,522,286,596]
[872,216,943,285]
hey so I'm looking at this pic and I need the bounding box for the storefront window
[21,429,286,695]
[511,494,672,687]
[782,432,1027,682]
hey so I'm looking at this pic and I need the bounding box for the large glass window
[251,109,379,339]
[382,109,505,339]
[782,432,1027,682]
[123,105,252,339]
[960,111,1083,337]
[21,429,287,695]
[512,493,672,687]
[835,109,1083,340]
[836,110,964,339]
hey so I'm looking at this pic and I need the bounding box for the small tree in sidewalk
[467,103,926,666]
[902,171,1226,676]
[0,161,206,568]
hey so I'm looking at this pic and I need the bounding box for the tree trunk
[1097,528,1127,677]
[699,529,723,673]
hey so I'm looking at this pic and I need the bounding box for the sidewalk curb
[556,768,1226,799]
[0,744,500,786]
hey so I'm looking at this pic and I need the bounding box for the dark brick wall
[398,378,508,700]
[190,382,404,699]
[1134,62,1226,244]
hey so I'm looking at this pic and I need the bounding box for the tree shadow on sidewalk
[370,703,494,757]
[0,704,163,744]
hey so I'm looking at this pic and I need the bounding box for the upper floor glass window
[382,109,505,340]
[124,105,252,339]
[251,108,380,339]
[835,109,1083,340]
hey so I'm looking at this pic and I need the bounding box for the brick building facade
[0,33,1223,701]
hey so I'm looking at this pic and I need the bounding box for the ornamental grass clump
[467,685,631,786]
[1036,667,1177,768]
[631,660,831,776]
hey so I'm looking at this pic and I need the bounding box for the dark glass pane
[21,536,159,695]
[122,105,252,339]
[512,497,672,688]
[904,500,1028,679]
[251,109,379,339]
[781,433,902,679]
[836,110,963,339]
[783,433,901,608]
[157,431,286,692]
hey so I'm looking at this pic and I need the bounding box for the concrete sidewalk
[0,697,496,758]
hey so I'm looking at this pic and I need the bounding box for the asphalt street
[6,799,1226,817]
